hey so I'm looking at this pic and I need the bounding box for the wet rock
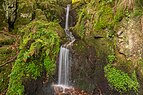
[71,38,113,94]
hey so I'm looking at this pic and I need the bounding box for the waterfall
[64,4,75,43]
[53,4,75,93]
[65,4,70,31]
[57,4,75,86]
[58,46,70,86]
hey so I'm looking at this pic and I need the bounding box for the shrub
[104,64,139,93]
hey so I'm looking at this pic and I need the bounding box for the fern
[7,20,61,95]
[104,64,139,93]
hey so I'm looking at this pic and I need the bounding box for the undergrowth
[104,64,139,94]
[6,20,61,95]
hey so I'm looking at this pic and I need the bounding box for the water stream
[58,46,70,86]
[53,4,75,93]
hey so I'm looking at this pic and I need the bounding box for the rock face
[71,1,143,94]
[116,17,143,94]
[117,18,143,62]
[71,37,115,94]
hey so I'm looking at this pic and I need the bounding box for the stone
[116,18,143,62]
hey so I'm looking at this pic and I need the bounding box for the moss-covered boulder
[6,20,63,95]
[14,0,36,30]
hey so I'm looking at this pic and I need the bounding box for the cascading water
[58,4,75,86]
[53,4,75,93]
[58,46,70,86]
[65,4,75,44]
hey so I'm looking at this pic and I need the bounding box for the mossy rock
[37,0,64,21]
[14,0,36,30]
[7,20,62,95]
[94,5,114,30]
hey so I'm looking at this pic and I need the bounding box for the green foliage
[114,9,124,23]
[107,55,116,64]
[0,64,12,93]
[104,64,139,93]
[37,0,64,21]
[7,20,61,95]
[94,5,114,30]
[74,8,86,39]
[132,7,143,17]
[74,0,124,39]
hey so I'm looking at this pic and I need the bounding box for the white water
[58,46,70,86]
[57,4,75,87]
[65,4,70,31]
[65,4,75,42]
[54,4,75,93]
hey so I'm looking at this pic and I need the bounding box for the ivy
[6,20,61,95]
[104,64,139,93]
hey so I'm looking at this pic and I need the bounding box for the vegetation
[107,55,116,64]
[6,20,61,95]
[104,64,139,93]
[0,0,143,94]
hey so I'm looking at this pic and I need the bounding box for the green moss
[94,5,114,30]
[73,0,122,39]
[104,64,139,93]
[114,8,124,23]
[74,8,86,39]
[0,46,17,93]
[132,7,143,17]
[7,20,61,95]
[14,0,36,31]
[37,1,64,22]
[0,0,7,30]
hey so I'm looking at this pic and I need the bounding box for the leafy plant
[104,64,139,93]
[6,20,61,95]
[107,55,116,64]
[74,8,87,39]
